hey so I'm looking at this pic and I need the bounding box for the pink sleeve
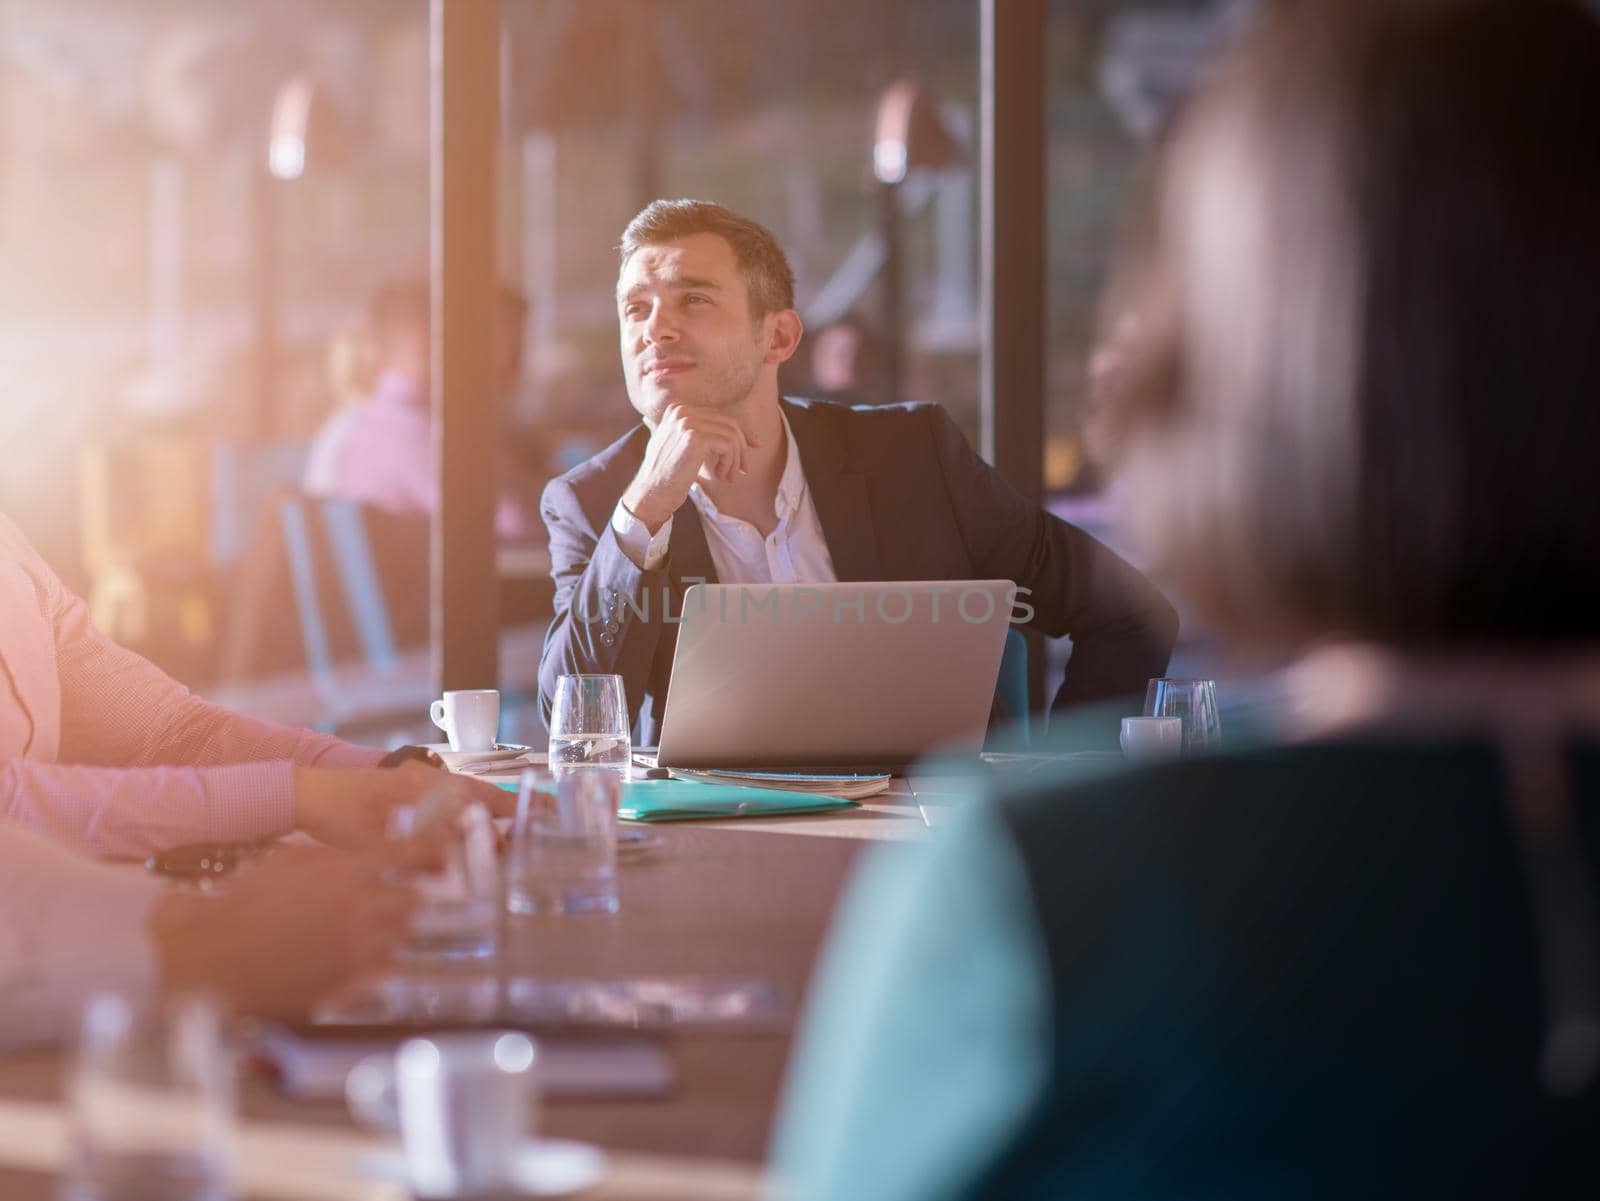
[339,406,438,515]
[0,758,299,860]
[45,569,382,774]
[41,545,384,774]
[0,518,383,858]
[0,822,164,1050]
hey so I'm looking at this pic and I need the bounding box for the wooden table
[0,780,939,1199]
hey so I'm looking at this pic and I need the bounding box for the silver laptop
[654,580,1016,771]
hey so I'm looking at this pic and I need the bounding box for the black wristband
[378,745,441,769]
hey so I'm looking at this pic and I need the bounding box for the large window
[0,0,1245,692]
[1044,0,1255,493]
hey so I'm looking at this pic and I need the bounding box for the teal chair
[991,628,1031,748]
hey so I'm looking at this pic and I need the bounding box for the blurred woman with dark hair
[771,1,1600,1197]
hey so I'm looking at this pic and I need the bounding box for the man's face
[617,233,769,424]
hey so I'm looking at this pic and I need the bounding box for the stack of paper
[431,744,545,776]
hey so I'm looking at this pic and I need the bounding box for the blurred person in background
[0,822,412,1051]
[1080,311,1140,477]
[773,1,1600,1197]
[304,279,542,542]
[0,512,506,860]
[301,328,380,498]
[539,199,1178,740]
[805,315,886,406]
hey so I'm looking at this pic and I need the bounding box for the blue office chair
[991,628,1031,748]
[275,495,429,733]
[209,440,311,567]
[276,494,537,739]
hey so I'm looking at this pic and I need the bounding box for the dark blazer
[537,397,1179,744]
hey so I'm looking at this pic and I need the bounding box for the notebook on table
[616,780,857,821]
[498,775,862,820]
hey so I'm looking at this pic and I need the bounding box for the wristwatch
[377,745,447,770]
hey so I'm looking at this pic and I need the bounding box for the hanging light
[267,75,346,181]
[873,78,962,185]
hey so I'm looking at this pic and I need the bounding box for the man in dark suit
[539,199,1177,743]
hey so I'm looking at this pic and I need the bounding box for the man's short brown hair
[618,199,796,317]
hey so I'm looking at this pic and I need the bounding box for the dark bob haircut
[618,199,797,317]
[1107,0,1600,652]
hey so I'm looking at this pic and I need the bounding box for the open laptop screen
[655,580,1016,771]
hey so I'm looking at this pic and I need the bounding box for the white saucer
[423,743,536,767]
[355,1138,605,1197]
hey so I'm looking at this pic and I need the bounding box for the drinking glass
[63,993,234,1201]
[1143,677,1223,751]
[548,675,630,775]
[390,801,501,960]
[506,768,620,916]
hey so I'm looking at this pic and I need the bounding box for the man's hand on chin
[622,402,758,534]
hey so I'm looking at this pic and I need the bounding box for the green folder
[617,780,860,822]
[497,777,859,822]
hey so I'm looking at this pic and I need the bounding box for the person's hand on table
[150,845,416,1019]
[292,760,513,849]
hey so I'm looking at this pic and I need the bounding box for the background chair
[221,492,537,742]
[276,493,438,736]
[989,627,1032,749]
[217,492,432,738]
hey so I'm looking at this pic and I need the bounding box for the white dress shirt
[611,411,838,585]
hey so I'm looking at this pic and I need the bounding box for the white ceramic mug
[346,1031,538,1199]
[1120,715,1184,762]
[429,689,499,753]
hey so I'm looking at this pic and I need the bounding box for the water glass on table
[1143,677,1223,752]
[388,801,501,960]
[64,992,233,1201]
[548,674,630,774]
[506,768,620,916]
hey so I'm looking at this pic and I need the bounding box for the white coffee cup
[346,1031,538,1199]
[1120,715,1184,762]
[430,690,500,753]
